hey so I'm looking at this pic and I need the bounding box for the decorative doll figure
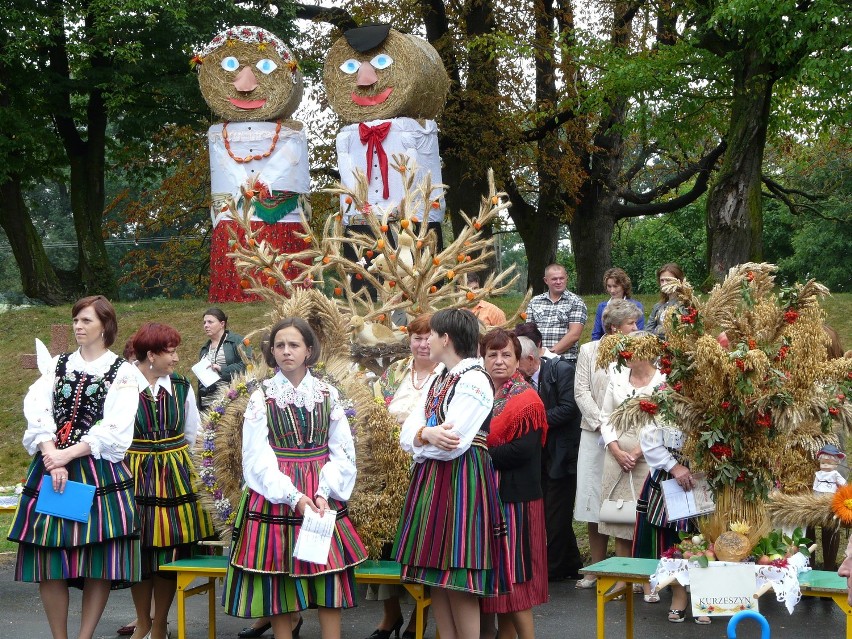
[195,26,310,302]
[323,24,450,296]
[814,444,847,494]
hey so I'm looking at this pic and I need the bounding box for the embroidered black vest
[52,353,124,449]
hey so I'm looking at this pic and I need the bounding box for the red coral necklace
[222,120,282,163]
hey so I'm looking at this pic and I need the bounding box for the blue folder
[34,475,96,523]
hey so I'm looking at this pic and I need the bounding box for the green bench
[159,556,433,639]
[581,557,852,639]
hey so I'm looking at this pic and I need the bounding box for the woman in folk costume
[394,309,511,639]
[125,322,215,639]
[480,329,548,639]
[9,295,141,639]
[223,318,367,639]
[194,26,310,303]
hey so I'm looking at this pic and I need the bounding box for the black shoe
[293,616,303,637]
[366,616,403,639]
[238,621,271,638]
[402,615,427,639]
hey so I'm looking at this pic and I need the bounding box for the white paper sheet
[661,472,715,521]
[293,508,337,565]
[192,359,221,388]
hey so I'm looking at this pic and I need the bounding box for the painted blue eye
[220,56,240,72]
[339,58,360,74]
[370,54,393,70]
[256,59,278,75]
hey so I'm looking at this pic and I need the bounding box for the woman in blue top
[591,268,644,340]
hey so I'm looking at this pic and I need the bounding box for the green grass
[1,293,850,486]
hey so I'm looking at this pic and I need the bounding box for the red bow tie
[359,122,392,200]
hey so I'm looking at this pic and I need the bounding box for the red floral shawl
[486,371,548,447]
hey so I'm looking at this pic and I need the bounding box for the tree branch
[293,4,357,31]
[760,176,846,222]
[618,140,727,204]
[613,140,727,218]
[761,175,825,202]
[521,105,578,142]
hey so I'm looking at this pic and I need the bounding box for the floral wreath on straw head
[191,25,299,81]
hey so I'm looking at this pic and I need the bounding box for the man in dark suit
[536,349,584,581]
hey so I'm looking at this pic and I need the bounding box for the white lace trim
[262,371,332,412]
[650,555,810,615]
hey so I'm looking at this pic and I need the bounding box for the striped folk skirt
[632,468,696,560]
[9,453,141,586]
[125,435,215,576]
[393,434,513,597]
[481,498,548,613]
[223,445,367,617]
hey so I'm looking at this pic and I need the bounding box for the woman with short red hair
[125,322,214,639]
[480,329,549,639]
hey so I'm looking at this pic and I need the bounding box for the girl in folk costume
[223,318,367,639]
[480,329,549,639]
[125,323,215,639]
[9,296,141,639]
[394,309,511,639]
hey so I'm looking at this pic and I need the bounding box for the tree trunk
[706,58,774,282]
[570,201,616,295]
[0,177,71,304]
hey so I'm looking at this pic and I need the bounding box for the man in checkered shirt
[525,264,587,359]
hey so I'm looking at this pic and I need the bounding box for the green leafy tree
[0,0,298,302]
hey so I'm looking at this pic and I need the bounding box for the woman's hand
[670,464,693,490]
[314,495,329,517]
[49,467,69,493]
[608,443,636,472]
[423,423,461,451]
[42,448,72,472]
[296,494,319,516]
[212,363,222,373]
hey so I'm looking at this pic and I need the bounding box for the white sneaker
[575,577,597,589]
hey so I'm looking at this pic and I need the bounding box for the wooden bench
[159,557,433,639]
[581,557,852,639]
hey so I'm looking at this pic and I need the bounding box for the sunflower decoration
[832,485,852,525]
[604,263,852,539]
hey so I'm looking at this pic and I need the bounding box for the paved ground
[0,554,846,638]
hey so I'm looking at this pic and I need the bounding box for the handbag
[599,469,638,524]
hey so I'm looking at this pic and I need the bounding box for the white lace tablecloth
[0,494,19,508]
[650,553,811,614]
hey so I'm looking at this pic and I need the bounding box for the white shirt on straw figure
[813,444,847,494]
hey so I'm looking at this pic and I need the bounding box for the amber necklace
[222,120,282,163]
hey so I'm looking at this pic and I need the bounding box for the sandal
[605,584,626,600]
[694,616,712,625]
[632,583,644,593]
[643,592,661,603]
[667,609,686,623]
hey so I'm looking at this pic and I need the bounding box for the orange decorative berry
[334,287,343,296]
[399,165,407,172]
[464,241,472,247]
[491,196,499,205]
[399,325,408,332]
[431,201,440,209]
[400,219,410,229]
[411,216,419,223]
[247,238,256,247]
[378,314,386,321]
[388,281,396,288]
[381,224,389,232]
[283,260,291,269]
[457,254,465,262]
[377,239,385,250]
[366,250,375,258]
[266,276,276,286]
[447,270,456,280]
[322,256,331,264]
[243,338,251,346]
[239,278,251,289]
[465,256,472,262]
[433,257,440,265]
[474,221,482,230]
[245,189,255,199]
[466,291,476,301]
[355,273,363,280]
[345,196,353,204]
[429,285,438,293]
[416,240,423,249]
[336,214,342,222]
[390,254,397,261]
[520,312,527,320]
